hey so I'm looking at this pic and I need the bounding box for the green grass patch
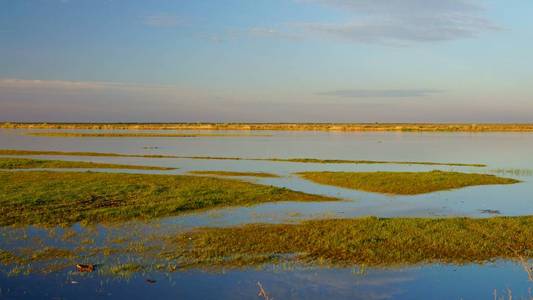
[0,171,337,226]
[297,170,519,195]
[188,170,280,178]
[0,157,175,171]
[169,216,533,267]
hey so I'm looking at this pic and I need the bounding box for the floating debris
[257,282,273,300]
[76,264,95,273]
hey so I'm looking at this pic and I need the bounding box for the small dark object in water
[76,264,95,272]
[479,209,501,215]
[146,279,157,284]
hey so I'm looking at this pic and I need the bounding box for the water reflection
[1,261,532,300]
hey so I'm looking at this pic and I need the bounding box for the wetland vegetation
[168,216,533,267]
[27,132,270,138]
[3,216,533,275]
[297,170,519,195]
[4,122,533,132]
[0,171,337,227]
[0,157,175,171]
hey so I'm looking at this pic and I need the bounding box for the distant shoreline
[2,122,533,132]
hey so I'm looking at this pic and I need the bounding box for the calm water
[1,128,533,299]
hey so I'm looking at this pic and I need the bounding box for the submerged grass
[490,168,533,177]
[27,132,270,138]
[106,263,145,277]
[188,171,280,178]
[297,170,519,195]
[0,157,175,171]
[0,149,486,167]
[262,158,485,167]
[4,216,533,276]
[169,216,533,267]
[0,171,336,227]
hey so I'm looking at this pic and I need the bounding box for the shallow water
[1,128,533,299]
[1,261,532,300]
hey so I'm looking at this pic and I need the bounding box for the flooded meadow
[1,128,533,299]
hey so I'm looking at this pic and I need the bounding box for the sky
[0,0,532,122]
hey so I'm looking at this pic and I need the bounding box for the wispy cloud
[142,14,183,28]
[0,78,177,93]
[295,0,501,44]
[318,89,443,98]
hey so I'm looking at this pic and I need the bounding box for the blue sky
[1,0,532,122]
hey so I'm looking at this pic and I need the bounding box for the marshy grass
[27,132,270,138]
[0,157,175,171]
[188,170,280,178]
[169,216,533,267]
[0,149,486,167]
[297,170,519,195]
[3,216,533,276]
[0,171,337,226]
